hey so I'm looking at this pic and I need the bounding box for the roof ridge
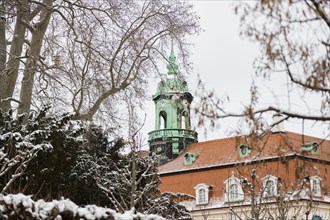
[276,131,329,141]
[195,135,242,145]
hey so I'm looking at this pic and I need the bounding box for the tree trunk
[0,2,6,90]
[17,0,52,117]
[130,150,136,210]
[0,1,28,112]
[251,169,256,220]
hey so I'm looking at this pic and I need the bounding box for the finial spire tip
[167,41,178,75]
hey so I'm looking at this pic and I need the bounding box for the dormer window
[312,215,323,220]
[310,176,321,197]
[262,175,278,197]
[239,144,252,157]
[301,142,319,154]
[184,152,198,165]
[194,183,210,205]
[224,174,244,203]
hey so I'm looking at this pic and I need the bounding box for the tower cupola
[148,46,198,164]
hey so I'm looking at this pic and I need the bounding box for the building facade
[149,49,330,219]
[158,132,330,219]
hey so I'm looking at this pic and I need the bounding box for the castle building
[149,49,330,219]
[159,131,330,220]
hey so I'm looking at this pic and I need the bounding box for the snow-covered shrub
[1,111,191,219]
[0,108,54,194]
[0,193,164,220]
[0,107,85,196]
[71,125,192,219]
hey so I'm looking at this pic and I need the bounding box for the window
[262,175,278,197]
[229,184,238,200]
[239,144,252,157]
[224,173,244,203]
[301,142,319,154]
[310,176,321,197]
[159,111,167,129]
[185,153,191,164]
[181,113,187,129]
[194,183,209,205]
[184,152,198,165]
[265,180,275,195]
[198,188,206,204]
[180,110,191,130]
[312,215,322,220]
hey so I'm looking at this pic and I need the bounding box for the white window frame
[229,183,238,200]
[224,174,244,203]
[262,175,278,197]
[194,183,209,205]
[310,176,321,197]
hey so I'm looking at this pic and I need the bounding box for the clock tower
[148,46,198,164]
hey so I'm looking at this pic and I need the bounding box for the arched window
[265,180,274,195]
[159,111,167,129]
[224,173,244,203]
[262,175,278,197]
[229,184,238,200]
[310,176,321,197]
[198,188,206,204]
[181,115,186,129]
[181,111,188,129]
[194,183,209,205]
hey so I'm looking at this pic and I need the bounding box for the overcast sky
[140,1,329,146]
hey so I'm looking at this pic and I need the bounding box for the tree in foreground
[0,106,87,197]
[193,3,329,218]
[72,125,192,219]
[0,0,200,132]
[0,108,192,219]
[195,0,329,138]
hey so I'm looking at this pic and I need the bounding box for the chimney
[271,113,286,133]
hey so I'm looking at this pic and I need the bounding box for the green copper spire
[166,44,178,75]
[148,44,198,165]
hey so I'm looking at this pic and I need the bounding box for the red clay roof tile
[159,131,330,174]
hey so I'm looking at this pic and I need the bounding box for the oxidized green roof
[153,78,189,99]
[153,46,189,100]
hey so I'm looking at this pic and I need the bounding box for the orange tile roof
[159,131,330,174]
